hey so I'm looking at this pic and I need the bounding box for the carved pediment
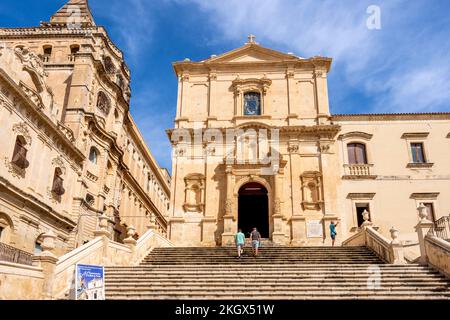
[205,44,301,64]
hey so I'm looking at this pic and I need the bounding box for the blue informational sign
[75,264,105,300]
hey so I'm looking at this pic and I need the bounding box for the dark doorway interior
[238,182,269,238]
[356,203,370,227]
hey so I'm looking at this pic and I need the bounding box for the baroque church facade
[167,36,450,247]
[0,0,449,255]
[0,0,170,257]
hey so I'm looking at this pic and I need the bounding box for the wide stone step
[104,246,450,300]
[105,265,433,271]
[105,288,450,295]
[105,280,449,286]
[105,293,450,300]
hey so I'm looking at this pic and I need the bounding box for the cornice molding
[410,192,440,200]
[401,132,429,139]
[338,131,373,141]
[0,176,76,230]
[332,113,450,121]
[346,193,376,200]
[167,124,341,141]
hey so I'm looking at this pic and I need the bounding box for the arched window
[0,213,13,244]
[89,147,98,164]
[12,136,30,169]
[103,56,116,74]
[43,45,52,62]
[244,92,261,116]
[70,45,80,55]
[347,143,368,164]
[34,234,44,255]
[51,168,65,196]
[96,91,111,115]
[85,194,95,206]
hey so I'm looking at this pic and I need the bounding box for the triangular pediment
[204,44,301,64]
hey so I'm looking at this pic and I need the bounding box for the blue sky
[1,0,449,171]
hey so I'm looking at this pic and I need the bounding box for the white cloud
[188,0,450,113]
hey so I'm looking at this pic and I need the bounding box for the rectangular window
[356,203,370,227]
[0,226,3,240]
[347,143,367,165]
[411,143,426,163]
[423,203,436,223]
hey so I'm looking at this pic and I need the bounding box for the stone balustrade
[344,164,373,177]
[343,210,405,264]
[0,214,174,300]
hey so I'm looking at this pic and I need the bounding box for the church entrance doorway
[238,182,269,238]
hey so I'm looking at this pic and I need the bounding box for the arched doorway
[238,182,269,238]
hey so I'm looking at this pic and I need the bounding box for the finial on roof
[246,34,258,45]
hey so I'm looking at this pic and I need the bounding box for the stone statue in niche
[301,171,323,210]
[183,173,205,213]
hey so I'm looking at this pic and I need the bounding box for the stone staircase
[105,246,450,300]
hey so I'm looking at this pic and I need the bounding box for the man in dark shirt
[250,227,261,256]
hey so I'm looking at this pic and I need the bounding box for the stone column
[272,173,285,244]
[415,203,434,265]
[222,165,235,246]
[32,231,58,300]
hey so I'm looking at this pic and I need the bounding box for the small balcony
[343,164,377,180]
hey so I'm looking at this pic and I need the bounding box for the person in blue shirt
[330,220,339,246]
[234,228,246,258]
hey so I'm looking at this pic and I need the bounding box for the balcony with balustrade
[342,164,377,180]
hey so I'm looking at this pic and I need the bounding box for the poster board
[75,264,105,300]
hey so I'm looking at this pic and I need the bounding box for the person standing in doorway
[330,220,339,246]
[235,228,245,258]
[250,227,261,256]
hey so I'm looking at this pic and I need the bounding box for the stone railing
[342,211,405,264]
[343,164,374,177]
[0,242,33,265]
[415,203,450,277]
[0,214,173,300]
[424,235,450,278]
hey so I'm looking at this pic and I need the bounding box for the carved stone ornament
[225,199,233,215]
[287,142,299,154]
[274,198,281,215]
[183,173,206,213]
[319,143,331,153]
[232,76,272,95]
[51,156,66,174]
[12,123,32,145]
[96,91,111,115]
[301,171,324,210]
[175,146,186,157]
[4,157,26,178]
[14,47,48,81]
